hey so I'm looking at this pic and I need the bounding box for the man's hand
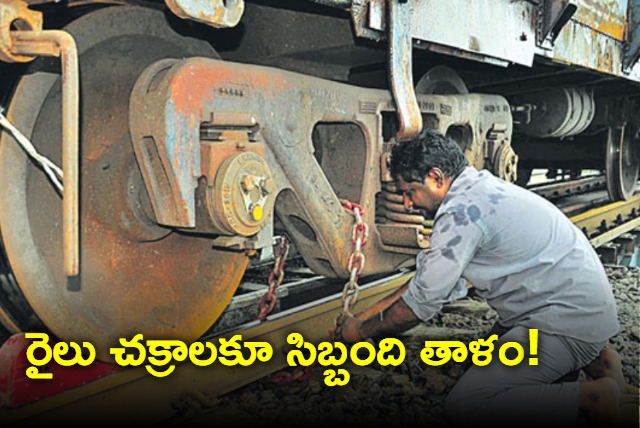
[329,314,363,343]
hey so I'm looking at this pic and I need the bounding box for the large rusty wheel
[606,125,640,201]
[0,5,249,360]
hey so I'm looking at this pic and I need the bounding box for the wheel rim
[606,125,640,201]
[415,65,469,95]
[0,5,249,360]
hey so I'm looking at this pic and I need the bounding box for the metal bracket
[537,0,577,45]
[0,0,42,62]
[0,1,79,277]
[388,0,422,142]
[9,30,80,277]
[165,0,245,29]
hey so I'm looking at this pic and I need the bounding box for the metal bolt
[241,175,255,193]
[250,204,264,221]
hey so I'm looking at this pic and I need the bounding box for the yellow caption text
[24,329,539,386]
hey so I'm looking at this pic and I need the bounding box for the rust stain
[597,44,603,70]
[603,45,613,71]
[170,58,289,115]
[85,143,110,161]
[574,1,627,41]
[595,42,614,73]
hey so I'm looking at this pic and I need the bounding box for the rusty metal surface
[129,55,512,278]
[165,0,244,28]
[128,58,199,228]
[0,6,248,361]
[377,224,430,249]
[388,0,422,142]
[572,0,628,41]
[545,18,624,76]
[10,30,80,277]
[350,0,384,42]
[0,0,42,63]
[537,0,640,81]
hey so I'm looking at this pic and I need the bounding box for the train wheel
[605,125,640,201]
[0,5,249,360]
[415,65,469,95]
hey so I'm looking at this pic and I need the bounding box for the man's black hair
[388,128,469,183]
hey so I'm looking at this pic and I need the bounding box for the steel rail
[570,194,640,247]
[530,175,606,200]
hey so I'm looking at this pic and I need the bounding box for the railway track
[0,179,638,425]
[530,174,607,201]
[0,272,409,425]
[532,176,640,263]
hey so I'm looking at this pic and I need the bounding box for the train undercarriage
[0,0,638,364]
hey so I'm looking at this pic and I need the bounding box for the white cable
[0,109,64,193]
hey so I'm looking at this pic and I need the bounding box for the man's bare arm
[355,282,409,320]
[332,286,420,342]
[358,296,420,339]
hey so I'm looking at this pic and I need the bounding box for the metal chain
[257,236,290,320]
[340,200,369,316]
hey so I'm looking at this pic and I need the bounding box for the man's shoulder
[448,167,499,193]
[439,167,499,211]
[437,167,555,227]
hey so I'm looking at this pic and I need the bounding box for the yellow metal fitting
[251,204,264,221]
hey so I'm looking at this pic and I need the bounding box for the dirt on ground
[172,265,640,427]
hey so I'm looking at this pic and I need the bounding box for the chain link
[257,236,290,320]
[340,200,369,316]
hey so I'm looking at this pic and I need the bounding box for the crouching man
[331,129,626,426]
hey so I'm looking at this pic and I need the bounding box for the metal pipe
[10,30,79,277]
[388,0,422,141]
